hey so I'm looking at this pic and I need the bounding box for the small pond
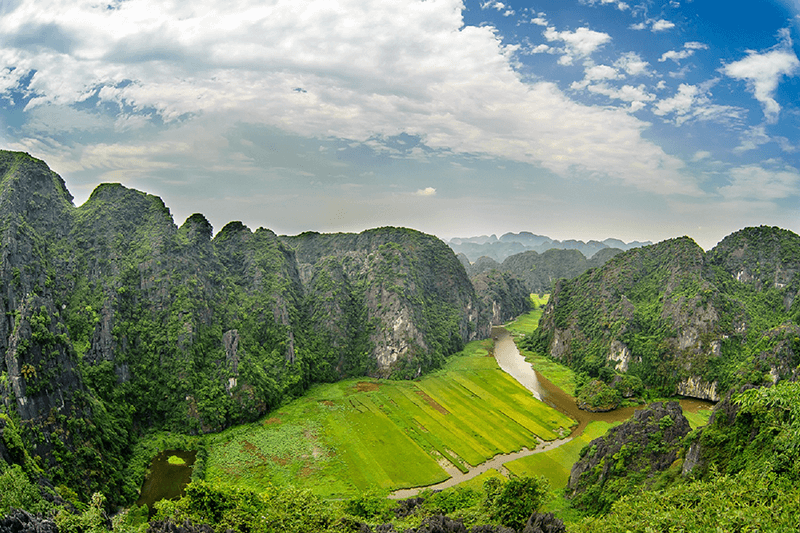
[136,449,196,515]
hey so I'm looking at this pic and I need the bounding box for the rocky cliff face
[283,228,485,378]
[0,150,494,501]
[469,270,531,328]
[529,229,800,400]
[568,402,691,514]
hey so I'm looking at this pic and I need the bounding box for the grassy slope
[505,421,617,490]
[204,340,574,498]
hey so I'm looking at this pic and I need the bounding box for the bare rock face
[676,376,720,402]
[0,509,58,533]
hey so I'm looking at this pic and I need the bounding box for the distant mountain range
[448,232,652,263]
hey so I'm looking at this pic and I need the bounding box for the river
[390,326,713,498]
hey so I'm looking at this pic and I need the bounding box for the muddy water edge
[492,326,714,434]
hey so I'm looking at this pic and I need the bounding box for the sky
[1,0,799,249]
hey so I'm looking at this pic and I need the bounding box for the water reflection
[136,449,196,515]
[492,326,713,437]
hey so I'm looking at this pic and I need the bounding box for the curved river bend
[391,327,712,498]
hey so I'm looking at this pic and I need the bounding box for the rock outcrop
[568,402,691,513]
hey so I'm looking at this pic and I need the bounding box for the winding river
[390,326,712,498]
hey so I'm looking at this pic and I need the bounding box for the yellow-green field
[504,294,548,335]
[504,421,619,490]
[204,340,575,499]
[684,407,714,429]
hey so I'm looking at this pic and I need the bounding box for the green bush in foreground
[484,475,550,531]
[570,469,800,533]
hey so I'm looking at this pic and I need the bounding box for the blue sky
[1,0,799,249]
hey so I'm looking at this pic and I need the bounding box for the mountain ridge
[0,150,500,500]
[525,229,800,401]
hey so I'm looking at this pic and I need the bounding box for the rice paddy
[204,339,576,498]
[504,421,619,490]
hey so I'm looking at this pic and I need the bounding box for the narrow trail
[390,327,711,499]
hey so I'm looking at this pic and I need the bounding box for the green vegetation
[505,294,548,335]
[505,421,619,491]
[4,155,800,533]
[683,407,713,429]
[167,455,187,466]
[204,340,575,498]
[484,475,550,530]
[1,153,488,505]
[525,229,800,403]
[576,380,621,411]
[146,473,553,533]
[571,469,800,533]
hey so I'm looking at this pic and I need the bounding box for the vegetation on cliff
[0,151,495,504]
[525,229,800,402]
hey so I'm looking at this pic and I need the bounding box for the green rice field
[684,406,714,429]
[504,294,548,336]
[504,421,619,490]
[204,340,576,498]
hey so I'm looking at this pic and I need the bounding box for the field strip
[389,434,574,499]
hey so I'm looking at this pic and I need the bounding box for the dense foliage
[571,382,800,531]
[0,151,488,504]
[526,229,800,398]
[463,248,623,295]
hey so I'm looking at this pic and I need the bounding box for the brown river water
[391,327,713,498]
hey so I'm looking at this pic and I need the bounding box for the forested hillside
[526,228,800,401]
[461,247,623,295]
[0,151,498,501]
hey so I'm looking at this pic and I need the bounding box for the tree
[489,476,549,530]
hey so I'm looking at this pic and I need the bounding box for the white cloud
[719,164,800,201]
[529,44,551,53]
[651,19,675,32]
[733,125,771,153]
[588,83,655,104]
[659,42,707,63]
[543,26,612,62]
[615,52,650,76]
[660,50,692,63]
[415,187,437,196]
[481,1,506,10]
[581,0,629,9]
[631,19,677,32]
[776,137,798,153]
[571,64,622,89]
[22,104,110,134]
[0,0,697,197]
[654,83,743,125]
[722,30,800,123]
